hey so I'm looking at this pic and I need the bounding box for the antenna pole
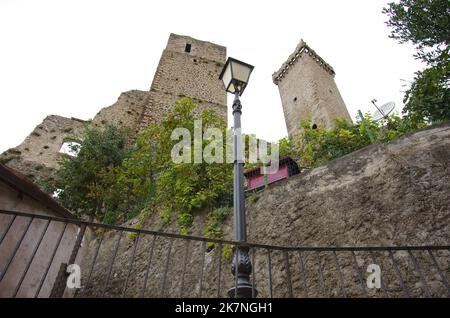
[371,99,386,119]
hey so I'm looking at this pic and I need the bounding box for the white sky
[0,0,424,153]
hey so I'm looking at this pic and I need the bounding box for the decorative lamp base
[227,282,257,298]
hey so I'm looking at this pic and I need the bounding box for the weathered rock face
[247,121,450,247]
[242,121,450,297]
[0,115,86,182]
[78,121,450,298]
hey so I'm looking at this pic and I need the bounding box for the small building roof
[0,163,77,219]
[244,157,298,178]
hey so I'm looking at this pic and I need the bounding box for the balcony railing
[0,209,449,298]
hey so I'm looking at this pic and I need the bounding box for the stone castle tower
[1,34,228,181]
[136,33,227,132]
[272,39,352,136]
[1,34,353,183]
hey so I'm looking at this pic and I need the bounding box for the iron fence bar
[141,235,157,298]
[427,249,450,296]
[251,248,256,298]
[0,216,34,282]
[315,251,326,297]
[13,219,51,297]
[0,214,16,246]
[216,243,222,298]
[370,250,389,298]
[81,230,104,296]
[2,210,449,253]
[297,251,308,298]
[69,224,86,265]
[234,246,238,298]
[102,230,123,297]
[51,223,87,298]
[198,240,206,298]
[0,209,79,225]
[49,263,69,298]
[267,248,273,298]
[407,250,431,297]
[332,251,347,298]
[0,209,449,299]
[351,251,368,297]
[179,239,190,298]
[283,250,293,298]
[122,232,140,297]
[161,237,174,297]
[388,250,410,298]
[34,221,68,298]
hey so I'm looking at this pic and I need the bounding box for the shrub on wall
[284,114,426,168]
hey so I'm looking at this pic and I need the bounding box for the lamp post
[219,57,256,298]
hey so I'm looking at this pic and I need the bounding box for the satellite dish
[371,100,395,121]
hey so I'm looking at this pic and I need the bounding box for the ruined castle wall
[273,41,352,135]
[0,89,151,182]
[137,90,226,130]
[91,90,151,137]
[1,34,228,183]
[0,115,86,182]
[79,121,450,298]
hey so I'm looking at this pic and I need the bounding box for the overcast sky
[0,0,424,153]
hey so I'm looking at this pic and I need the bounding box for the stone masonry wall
[273,40,352,135]
[79,121,450,298]
[136,34,227,132]
[166,33,226,64]
[91,90,151,138]
[0,115,86,182]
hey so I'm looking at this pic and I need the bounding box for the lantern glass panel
[221,64,232,91]
[231,60,251,84]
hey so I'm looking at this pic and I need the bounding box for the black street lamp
[219,57,256,298]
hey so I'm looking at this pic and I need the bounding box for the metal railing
[0,209,449,298]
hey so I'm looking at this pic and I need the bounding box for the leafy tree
[383,0,450,122]
[403,61,450,122]
[50,125,130,222]
[46,98,233,231]
[383,0,449,64]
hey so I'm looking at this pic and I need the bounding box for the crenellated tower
[273,39,352,136]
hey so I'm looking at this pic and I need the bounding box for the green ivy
[204,206,230,247]
[283,114,426,168]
